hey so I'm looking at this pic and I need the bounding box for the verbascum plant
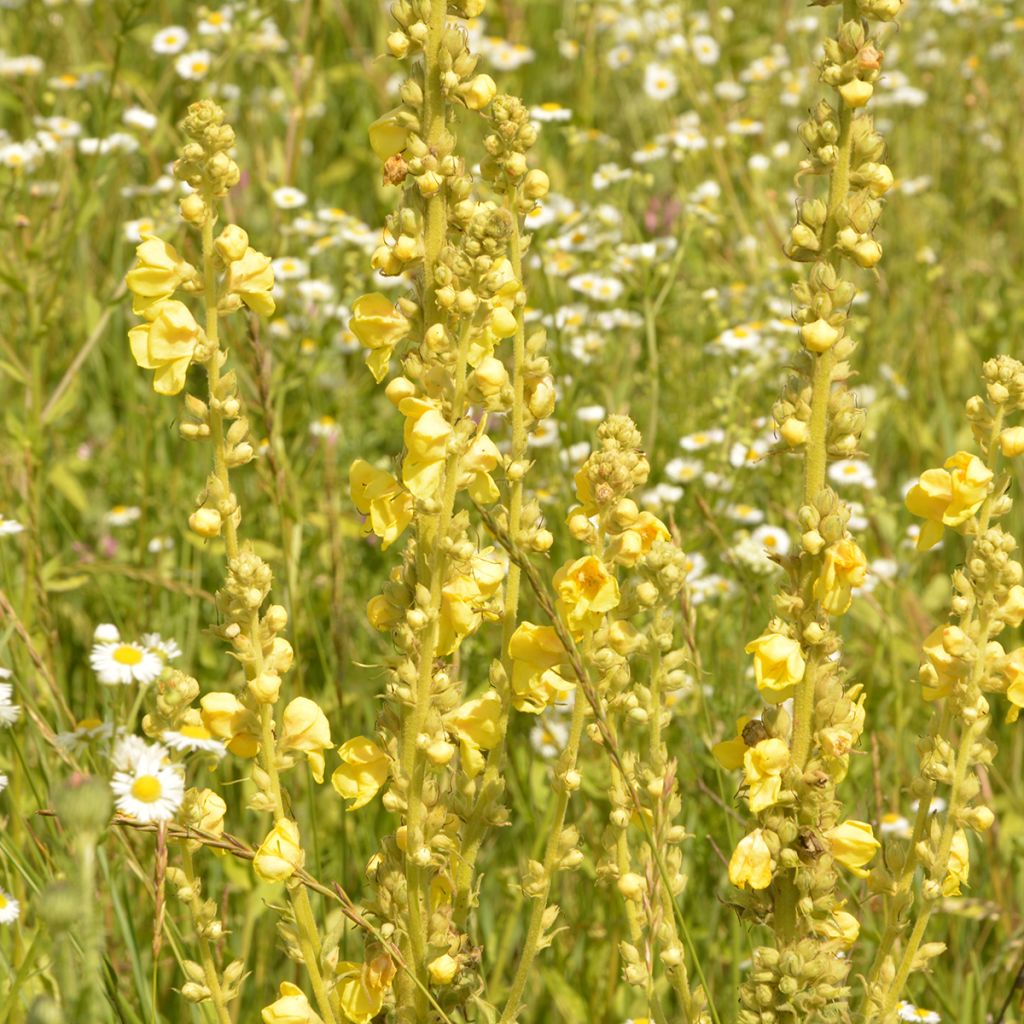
[344,1,554,1019]
[125,102,345,1024]
[861,356,1024,1020]
[719,1,901,1020]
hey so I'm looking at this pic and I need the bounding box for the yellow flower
[261,982,323,1024]
[199,692,260,758]
[350,459,413,551]
[437,548,505,655]
[280,697,332,784]
[943,829,970,895]
[508,622,575,713]
[744,631,805,704]
[554,555,621,635]
[226,247,275,316]
[399,397,452,500]
[253,818,304,883]
[728,829,773,890]
[906,451,993,550]
[920,624,969,701]
[573,467,599,516]
[1003,648,1024,722]
[462,432,502,504]
[128,300,203,396]
[349,293,410,383]
[368,108,410,160]
[337,957,395,1024]
[609,511,671,567]
[712,716,752,771]
[427,953,459,986]
[813,537,868,615]
[743,738,790,814]
[825,819,879,877]
[332,737,390,810]
[446,691,502,779]
[180,787,227,852]
[812,905,860,946]
[125,235,197,314]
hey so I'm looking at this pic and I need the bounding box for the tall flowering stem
[125,101,344,1024]
[721,1,903,1019]
[346,1,554,1019]
[860,358,1024,1019]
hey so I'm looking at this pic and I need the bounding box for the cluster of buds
[863,356,1024,1018]
[732,3,903,1019]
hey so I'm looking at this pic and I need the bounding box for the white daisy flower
[897,1003,941,1023]
[575,404,606,425]
[729,439,770,468]
[272,256,309,280]
[112,735,167,772]
[90,642,163,686]
[93,622,120,643]
[123,106,157,132]
[0,888,20,925]
[103,504,141,527]
[828,459,877,489]
[0,514,25,536]
[665,457,703,485]
[0,681,21,728]
[271,186,307,210]
[111,758,185,823]
[643,62,678,101]
[141,633,182,661]
[56,717,113,754]
[174,49,212,81]
[162,725,226,757]
[527,419,560,448]
[692,34,720,65]
[123,218,155,244]
[724,503,765,525]
[152,26,190,55]
[680,428,724,451]
[530,718,569,758]
[309,415,340,440]
[530,102,572,123]
[0,772,7,794]
[879,812,911,838]
[751,524,791,557]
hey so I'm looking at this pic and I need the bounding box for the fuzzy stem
[181,850,233,1024]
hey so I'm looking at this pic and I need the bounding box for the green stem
[182,851,233,1024]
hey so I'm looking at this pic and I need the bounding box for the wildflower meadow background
[2,1,1024,1023]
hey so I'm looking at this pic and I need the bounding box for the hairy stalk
[181,851,233,1024]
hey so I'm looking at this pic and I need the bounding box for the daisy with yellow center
[0,888,20,925]
[163,724,227,757]
[90,640,163,685]
[110,748,185,823]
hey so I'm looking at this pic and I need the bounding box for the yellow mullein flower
[812,905,860,946]
[744,631,805,704]
[610,511,671,567]
[427,953,459,986]
[729,828,773,890]
[462,432,502,504]
[280,697,332,783]
[332,736,390,810]
[125,235,197,314]
[825,819,879,877]
[399,396,452,499]
[261,982,323,1024]
[199,691,260,758]
[349,460,414,550]
[943,829,970,895]
[712,716,753,771]
[253,818,304,883]
[437,548,505,655]
[337,956,396,1024]
[226,247,275,316]
[920,624,969,701]
[349,293,410,383]
[813,537,868,615]
[743,738,790,814]
[368,108,411,160]
[573,466,599,516]
[128,299,203,396]
[554,555,621,635]
[180,787,227,852]
[906,451,993,550]
[446,690,502,779]
[1002,648,1024,722]
[508,622,575,713]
